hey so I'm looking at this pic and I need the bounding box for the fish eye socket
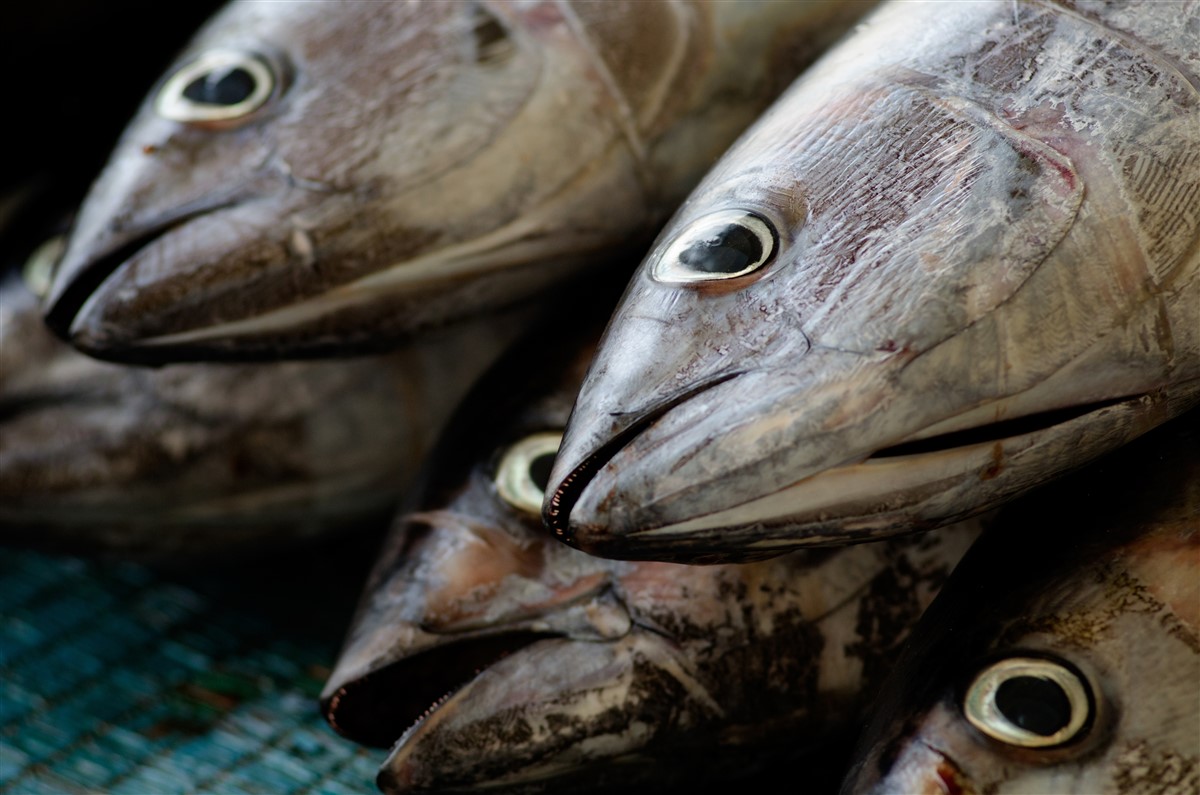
[156,50,276,124]
[494,431,563,515]
[652,210,778,284]
[964,656,1093,748]
[22,234,67,299]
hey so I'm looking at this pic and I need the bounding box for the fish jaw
[548,313,1200,561]
[376,632,712,794]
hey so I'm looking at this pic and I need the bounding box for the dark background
[0,0,225,261]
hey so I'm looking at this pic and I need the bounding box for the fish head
[842,418,1200,795]
[546,23,1200,559]
[363,516,984,794]
[44,0,638,360]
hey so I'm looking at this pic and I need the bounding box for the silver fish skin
[841,413,1200,795]
[545,0,1200,562]
[42,0,867,363]
[318,325,982,793]
[0,271,527,558]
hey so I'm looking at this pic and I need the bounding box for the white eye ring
[964,656,1092,748]
[652,209,778,284]
[156,49,275,124]
[22,234,66,299]
[494,431,562,515]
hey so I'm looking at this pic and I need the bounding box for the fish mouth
[544,372,742,546]
[867,395,1132,459]
[556,387,1179,560]
[44,205,235,346]
[322,631,557,749]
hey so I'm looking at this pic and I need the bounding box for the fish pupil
[182,67,257,106]
[528,453,556,493]
[994,675,1072,737]
[678,223,762,274]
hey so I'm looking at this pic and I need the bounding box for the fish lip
[321,630,559,749]
[43,203,236,343]
[543,371,743,545]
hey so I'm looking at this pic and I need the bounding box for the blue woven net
[0,546,382,795]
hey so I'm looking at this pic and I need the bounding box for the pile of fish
[3,0,1196,792]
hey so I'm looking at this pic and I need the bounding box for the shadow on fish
[0,251,528,558]
[546,0,1200,561]
[42,0,869,362]
[319,319,982,793]
[841,410,1200,795]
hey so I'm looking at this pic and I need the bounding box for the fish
[840,411,1200,795]
[41,0,868,362]
[0,247,530,558]
[318,322,982,793]
[545,0,1200,562]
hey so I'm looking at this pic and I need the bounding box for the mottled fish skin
[318,324,981,793]
[841,412,1200,795]
[545,0,1200,562]
[42,0,868,363]
[0,272,528,558]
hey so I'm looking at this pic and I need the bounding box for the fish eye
[964,656,1093,748]
[156,50,276,125]
[494,431,562,515]
[652,209,778,284]
[22,234,66,299]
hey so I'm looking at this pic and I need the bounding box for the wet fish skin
[318,323,982,793]
[43,0,867,362]
[841,414,1200,795]
[546,0,1200,561]
[0,272,527,558]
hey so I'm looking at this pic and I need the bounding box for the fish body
[841,413,1200,795]
[319,322,981,793]
[0,270,527,558]
[43,0,867,362]
[546,0,1200,561]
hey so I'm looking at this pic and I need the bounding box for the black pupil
[527,453,556,493]
[182,66,257,106]
[994,675,1073,737]
[678,222,764,275]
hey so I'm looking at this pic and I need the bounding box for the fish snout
[857,740,976,795]
[544,368,749,558]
